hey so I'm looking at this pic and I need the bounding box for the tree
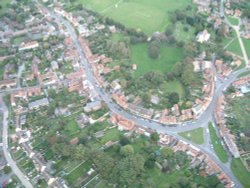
[3,166,11,174]
[119,136,130,146]
[112,154,145,186]
[207,175,220,187]
[172,62,183,77]
[62,145,73,157]
[150,132,159,142]
[181,62,195,86]
[168,92,180,105]
[74,144,85,161]
[161,147,174,158]
[120,145,134,157]
[148,43,160,59]
[165,27,174,36]
[144,158,155,169]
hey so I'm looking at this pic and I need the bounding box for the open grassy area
[161,81,186,99]
[226,38,243,57]
[131,43,185,77]
[78,0,194,35]
[231,158,250,188]
[0,0,9,16]
[149,167,186,188]
[174,22,195,42]
[208,123,228,163]
[226,15,239,26]
[66,161,92,185]
[237,70,250,78]
[179,127,204,145]
[99,128,121,144]
[243,38,250,58]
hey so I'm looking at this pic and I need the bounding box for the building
[19,41,39,51]
[83,100,102,112]
[28,98,49,109]
[110,114,135,131]
[196,30,211,43]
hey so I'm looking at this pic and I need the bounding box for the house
[132,64,137,70]
[19,41,39,51]
[0,79,17,89]
[128,103,154,119]
[112,93,128,109]
[83,100,102,112]
[110,114,135,131]
[151,95,160,105]
[196,30,210,43]
[51,61,59,70]
[28,98,49,109]
[172,104,180,116]
[76,113,89,128]
[70,137,79,145]
[240,85,250,94]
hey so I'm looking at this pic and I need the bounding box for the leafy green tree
[161,147,174,158]
[3,166,11,174]
[74,144,85,161]
[150,132,160,142]
[120,145,134,157]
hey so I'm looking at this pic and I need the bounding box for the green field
[237,70,250,78]
[231,158,250,188]
[131,43,184,77]
[78,0,193,35]
[161,81,185,99]
[0,0,9,16]
[174,22,195,42]
[179,127,204,145]
[66,161,92,185]
[243,38,250,58]
[226,38,243,57]
[226,15,239,26]
[208,123,228,163]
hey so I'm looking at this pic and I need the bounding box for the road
[0,97,33,188]
[0,1,243,187]
[41,6,250,188]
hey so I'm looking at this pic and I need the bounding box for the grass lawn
[237,70,250,78]
[226,15,239,26]
[231,158,250,188]
[179,127,204,145]
[174,22,195,42]
[208,123,228,163]
[226,38,243,57]
[243,38,250,58]
[149,167,188,188]
[66,161,92,185]
[161,80,185,99]
[13,36,26,45]
[78,0,194,35]
[64,119,81,137]
[131,43,184,77]
[99,128,121,144]
[0,0,9,16]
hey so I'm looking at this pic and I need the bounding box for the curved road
[42,6,250,188]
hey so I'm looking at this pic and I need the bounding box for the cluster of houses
[224,0,242,18]
[232,73,250,94]
[158,134,234,188]
[214,95,240,158]
[11,114,66,188]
